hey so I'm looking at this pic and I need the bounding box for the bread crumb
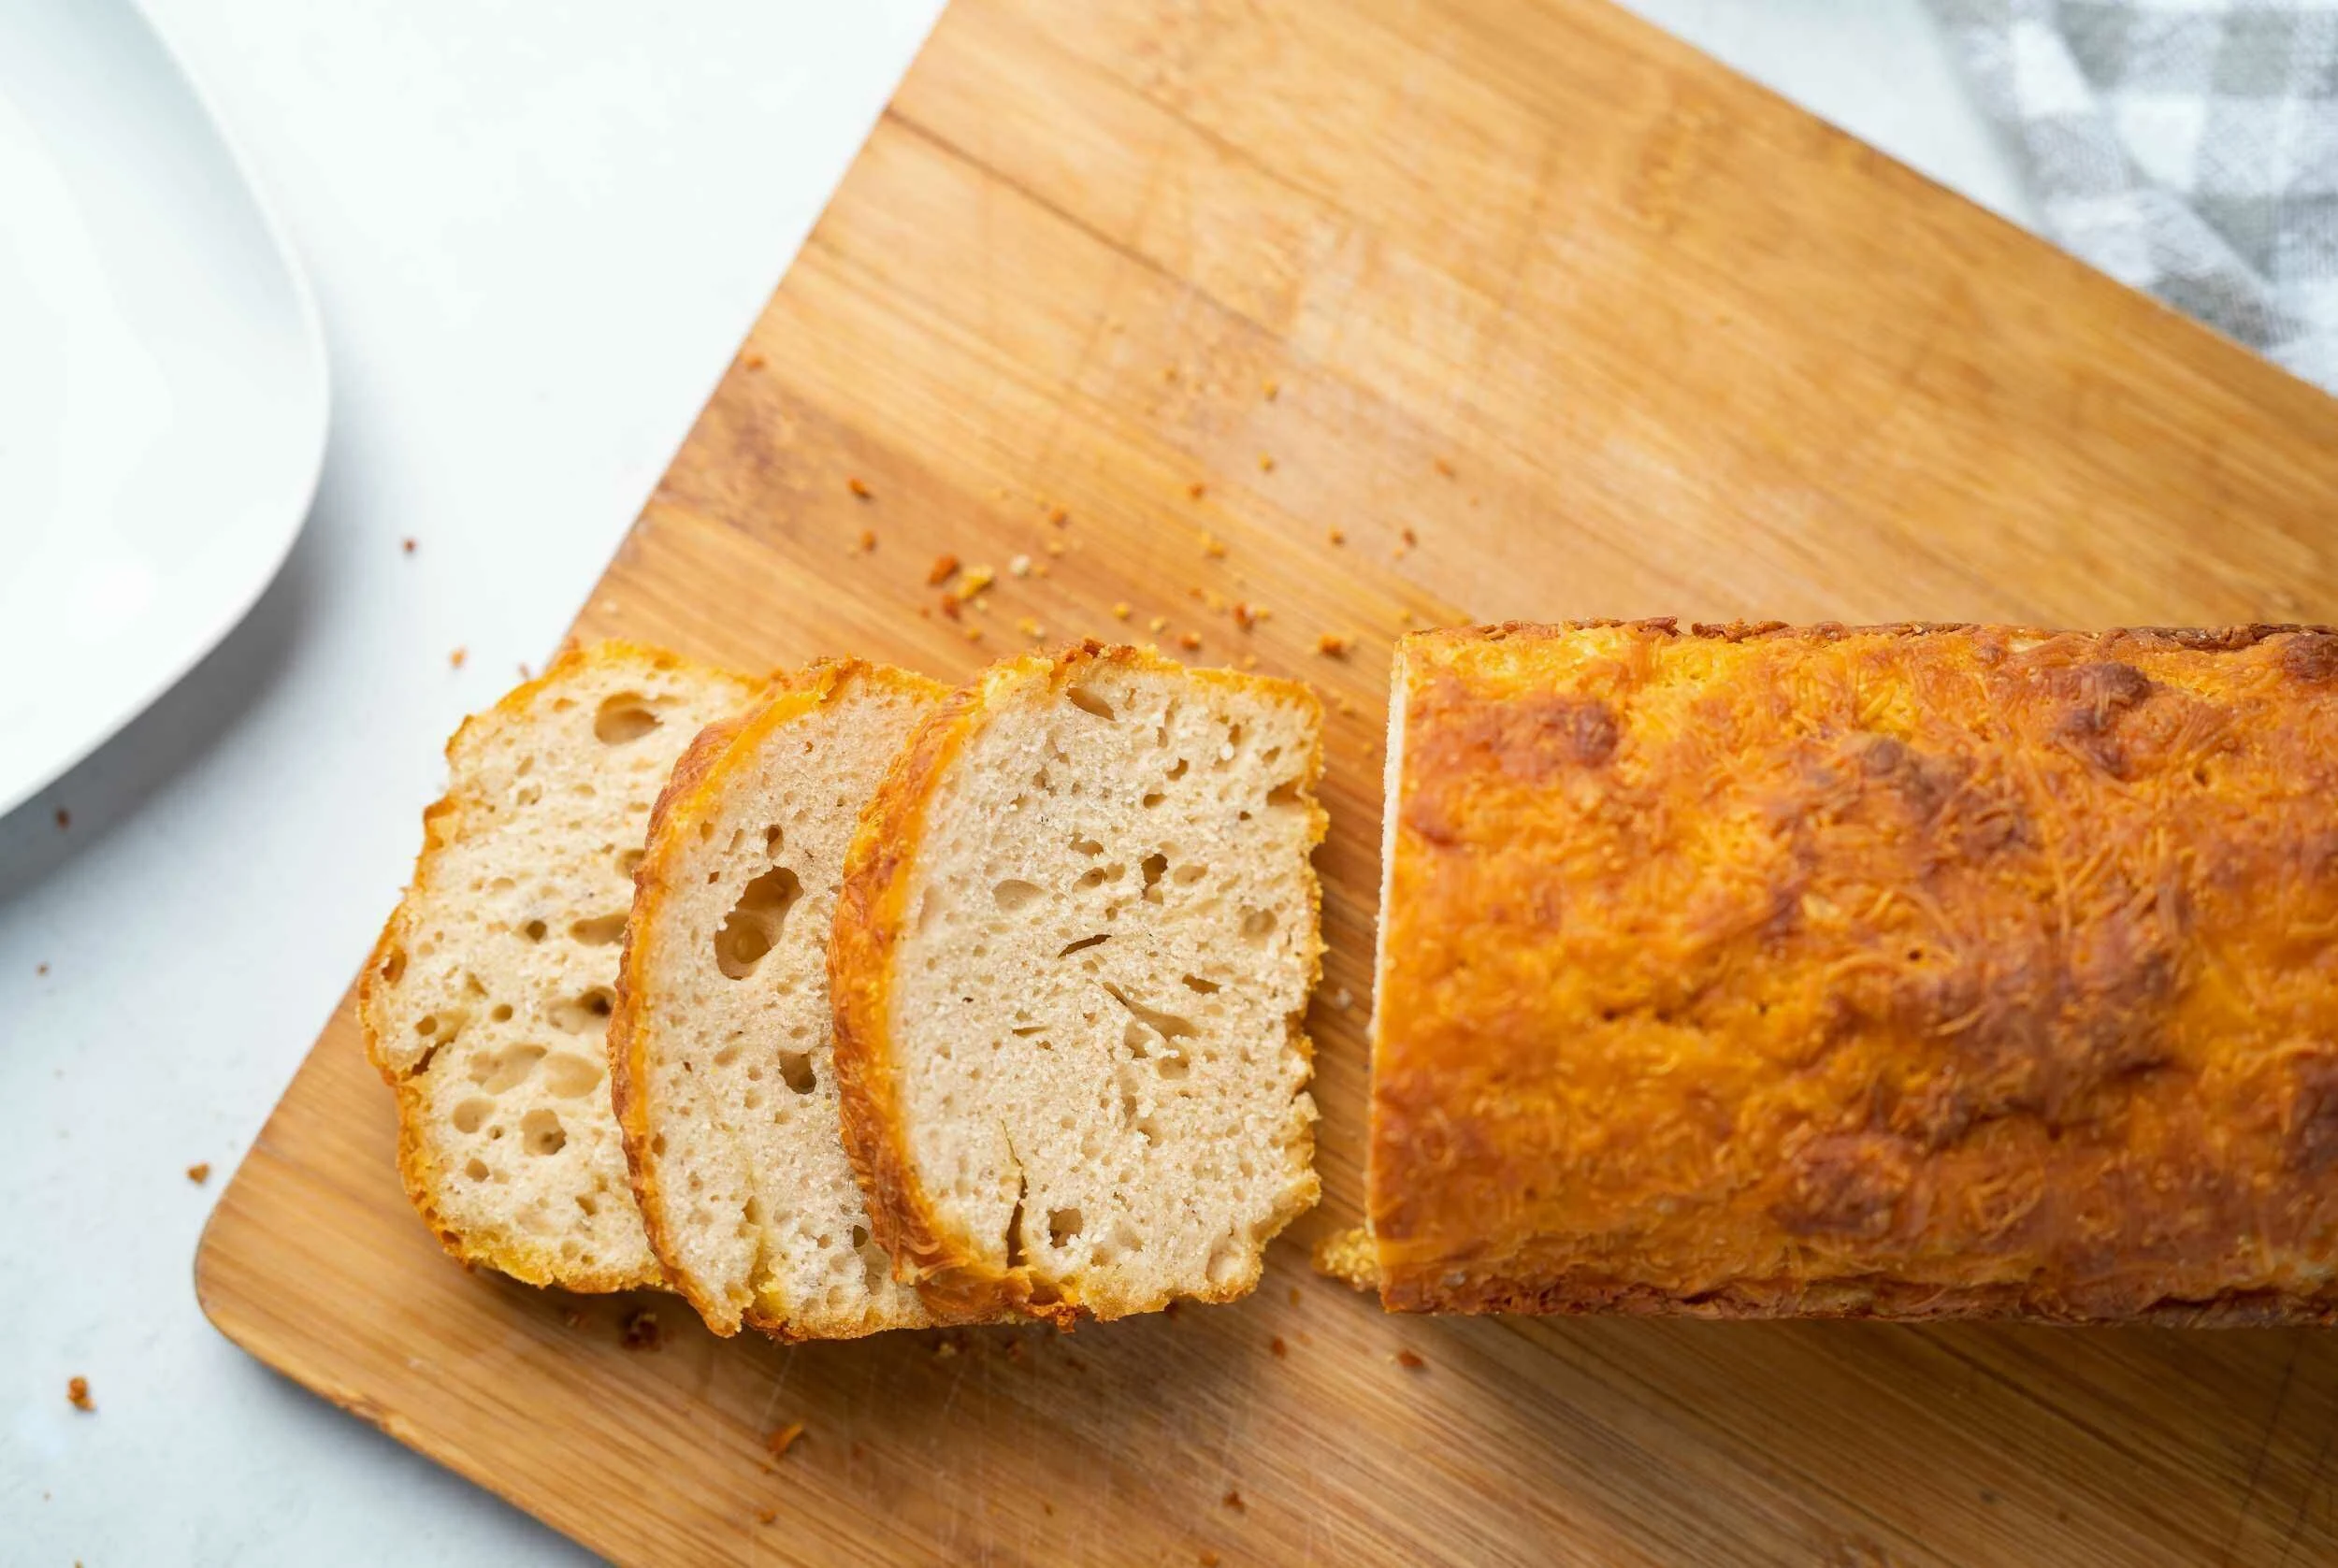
[743,352,767,371]
[1269,1335,1288,1359]
[767,1421,806,1460]
[1288,1287,1302,1306]
[66,1377,93,1412]
[53,809,68,830]
[1017,617,1046,641]
[1263,378,1279,401]
[956,566,995,600]
[560,1307,588,1331]
[928,554,960,586]
[1032,559,1051,578]
[1009,554,1032,577]
[1240,654,1259,669]
[1401,526,1419,549]
[1044,538,1066,556]
[1257,453,1276,473]
[1398,608,1417,626]
[1326,526,1345,546]
[1316,634,1351,657]
[846,477,873,500]
[36,962,49,976]
[1331,987,1353,1011]
[1335,694,1358,716]
[1199,587,1226,612]
[1043,1501,1056,1517]
[1113,602,1133,620]
[1177,631,1203,652]
[1230,602,1263,631]
[1201,1552,1221,1568]
[1004,1337,1027,1363]
[1221,1489,1245,1513]
[856,528,876,554]
[1201,532,1226,558]
[1394,1348,1425,1370]
[401,537,417,554]
[1047,505,1070,526]
[518,662,532,680]
[934,1339,960,1359]
[186,1162,210,1185]
[620,1308,662,1351]
[1188,482,1206,500]
[1148,615,1169,634]
[755,1509,777,1526]
[449,647,467,669]
[1434,457,1455,478]
[963,625,985,642]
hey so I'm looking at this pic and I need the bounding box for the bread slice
[361,641,761,1289]
[831,641,1325,1324]
[611,659,950,1338]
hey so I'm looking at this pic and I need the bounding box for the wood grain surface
[196,0,2338,1562]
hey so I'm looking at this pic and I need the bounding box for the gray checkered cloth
[1927,0,2338,392]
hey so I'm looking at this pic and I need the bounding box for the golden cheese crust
[1369,620,2338,1323]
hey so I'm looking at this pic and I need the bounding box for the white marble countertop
[0,2,2030,1561]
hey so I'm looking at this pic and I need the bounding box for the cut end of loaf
[361,641,760,1290]
[832,642,1326,1324]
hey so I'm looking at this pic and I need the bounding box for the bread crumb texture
[834,643,1326,1324]
[360,642,760,1290]
[1372,619,2338,1322]
[613,660,945,1340]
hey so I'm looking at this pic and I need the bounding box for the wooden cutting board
[197,0,2338,1562]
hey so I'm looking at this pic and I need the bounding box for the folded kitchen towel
[1927,0,2338,393]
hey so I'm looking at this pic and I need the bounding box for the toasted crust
[830,640,1325,1326]
[361,640,759,1290]
[613,658,949,1339]
[1368,619,2338,1323]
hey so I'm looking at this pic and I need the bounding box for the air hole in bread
[452,1098,494,1134]
[1265,778,1304,810]
[464,1158,491,1181]
[763,826,783,856]
[1072,836,1104,856]
[714,866,802,979]
[1103,982,1197,1040]
[522,919,548,942]
[1066,686,1117,721]
[992,879,1044,913]
[1059,933,1110,957]
[490,1003,513,1022]
[1140,854,1168,900]
[1239,908,1277,942]
[416,1014,440,1037]
[1048,1207,1084,1246]
[541,1052,604,1099]
[474,1043,547,1093]
[617,847,644,877]
[1075,866,1111,890]
[514,784,542,807]
[576,1193,599,1216]
[552,988,615,1033]
[522,1109,567,1156]
[594,693,662,744]
[1141,791,1165,809]
[1182,973,1220,994]
[1174,863,1206,884]
[1166,757,1189,780]
[778,1051,817,1095]
[378,947,407,985]
[570,912,628,946]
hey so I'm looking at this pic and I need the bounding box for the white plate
[0,0,326,820]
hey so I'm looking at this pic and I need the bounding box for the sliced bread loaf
[361,641,761,1289]
[830,641,1326,1324]
[611,659,949,1339]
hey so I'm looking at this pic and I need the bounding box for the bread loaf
[611,659,947,1338]
[1366,620,2338,1322]
[831,642,1325,1323]
[362,642,760,1288]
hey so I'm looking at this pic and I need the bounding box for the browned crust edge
[1367,618,2338,1323]
[830,640,1325,1327]
[613,657,947,1340]
[358,639,747,1293]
